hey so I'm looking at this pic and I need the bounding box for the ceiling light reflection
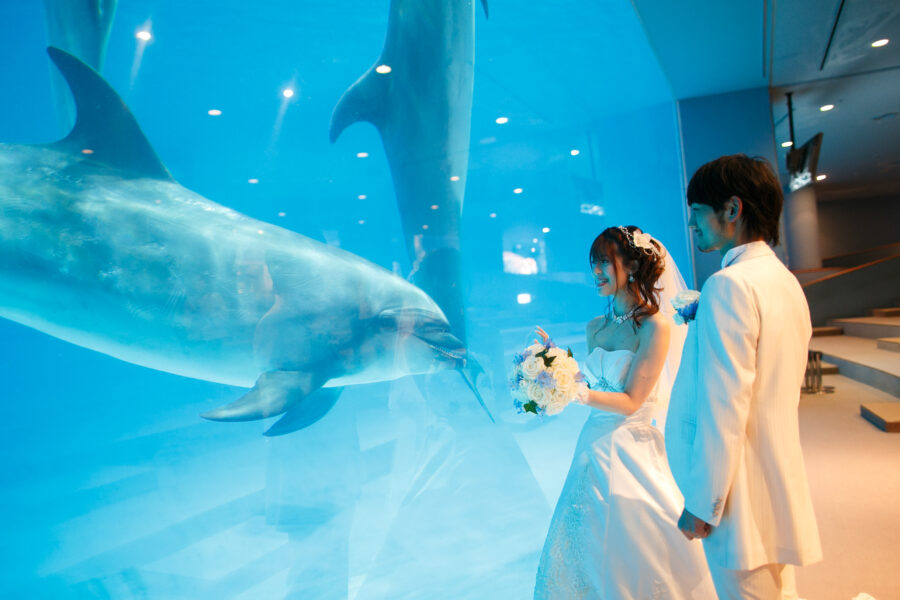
[376,64,392,74]
[450,175,460,181]
[542,227,550,233]
[136,31,152,41]
[495,117,509,124]
[781,141,793,148]
[489,212,497,218]
[872,39,889,48]
[816,174,827,181]
[358,194,367,200]
[356,152,369,158]
[820,104,834,112]
[208,109,222,116]
[570,149,580,156]
[513,188,523,194]
[517,293,532,305]
[248,178,259,184]
[430,204,439,210]
[81,148,94,154]
[282,88,295,99]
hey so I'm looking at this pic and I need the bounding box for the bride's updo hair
[589,226,667,327]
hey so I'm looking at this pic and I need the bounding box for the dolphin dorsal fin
[329,64,390,143]
[46,47,172,181]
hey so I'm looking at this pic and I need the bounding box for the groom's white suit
[666,242,822,586]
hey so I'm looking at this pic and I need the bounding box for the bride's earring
[628,273,634,282]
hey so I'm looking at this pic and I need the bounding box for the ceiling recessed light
[282,88,295,99]
[358,194,367,200]
[513,188,523,194]
[207,109,222,116]
[358,219,365,225]
[489,212,497,218]
[517,293,532,305]
[532,238,538,243]
[542,227,550,233]
[278,212,286,217]
[430,204,439,210]
[495,117,509,124]
[872,39,889,48]
[781,141,793,148]
[81,148,94,154]
[375,64,392,74]
[356,152,369,158]
[136,31,152,41]
[816,174,827,181]
[257,230,265,235]
[450,175,460,181]
[570,149,580,156]
[248,178,259,184]
[820,104,834,112]
[422,224,429,230]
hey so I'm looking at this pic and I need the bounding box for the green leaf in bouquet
[567,347,574,358]
[523,401,539,414]
[535,347,555,368]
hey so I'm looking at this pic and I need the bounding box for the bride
[533,226,715,599]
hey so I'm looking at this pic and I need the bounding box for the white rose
[527,381,550,407]
[521,356,542,379]
[671,290,701,310]
[554,370,575,395]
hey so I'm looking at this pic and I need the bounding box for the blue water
[0,1,690,598]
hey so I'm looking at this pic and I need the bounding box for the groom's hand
[677,508,712,540]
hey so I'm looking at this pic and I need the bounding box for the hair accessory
[617,226,659,256]
[628,273,635,282]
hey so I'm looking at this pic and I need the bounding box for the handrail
[802,254,900,288]
[822,241,900,263]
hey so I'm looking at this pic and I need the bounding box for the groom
[665,155,822,599]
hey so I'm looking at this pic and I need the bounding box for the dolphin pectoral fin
[45,47,173,181]
[329,67,389,143]
[481,0,489,18]
[201,370,323,422]
[263,387,344,437]
[459,356,494,423]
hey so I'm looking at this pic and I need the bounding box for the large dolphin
[330,0,487,343]
[0,48,490,435]
[43,0,118,132]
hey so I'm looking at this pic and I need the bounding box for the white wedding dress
[534,346,715,600]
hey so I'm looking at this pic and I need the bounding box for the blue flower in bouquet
[671,290,701,325]
[513,349,532,366]
[536,370,556,389]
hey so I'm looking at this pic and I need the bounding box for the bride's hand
[534,326,550,345]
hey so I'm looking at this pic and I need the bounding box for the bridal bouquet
[510,341,589,416]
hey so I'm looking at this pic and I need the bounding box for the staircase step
[827,317,900,340]
[809,335,900,397]
[860,402,900,432]
[872,307,900,318]
[877,337,900,353]
[812,326,843,337]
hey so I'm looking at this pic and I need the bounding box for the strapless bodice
[581,347,657,424]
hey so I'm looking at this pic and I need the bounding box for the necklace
[610,304,637,324]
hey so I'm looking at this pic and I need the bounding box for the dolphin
[43,0,118,132]
[330,0,487,343]
[0,48,491,435]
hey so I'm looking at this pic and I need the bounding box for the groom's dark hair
[687,154,783,246]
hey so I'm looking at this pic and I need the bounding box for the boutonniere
[671,290,701,325]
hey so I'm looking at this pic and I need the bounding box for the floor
[795,374,900,600]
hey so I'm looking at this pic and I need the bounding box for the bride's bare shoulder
[637,311,670,338]
[586,315,607,335]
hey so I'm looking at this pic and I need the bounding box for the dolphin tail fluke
[329,67,388,143]
[263,387,344,436]
[459,356,494,423]
[201,370,325,422]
